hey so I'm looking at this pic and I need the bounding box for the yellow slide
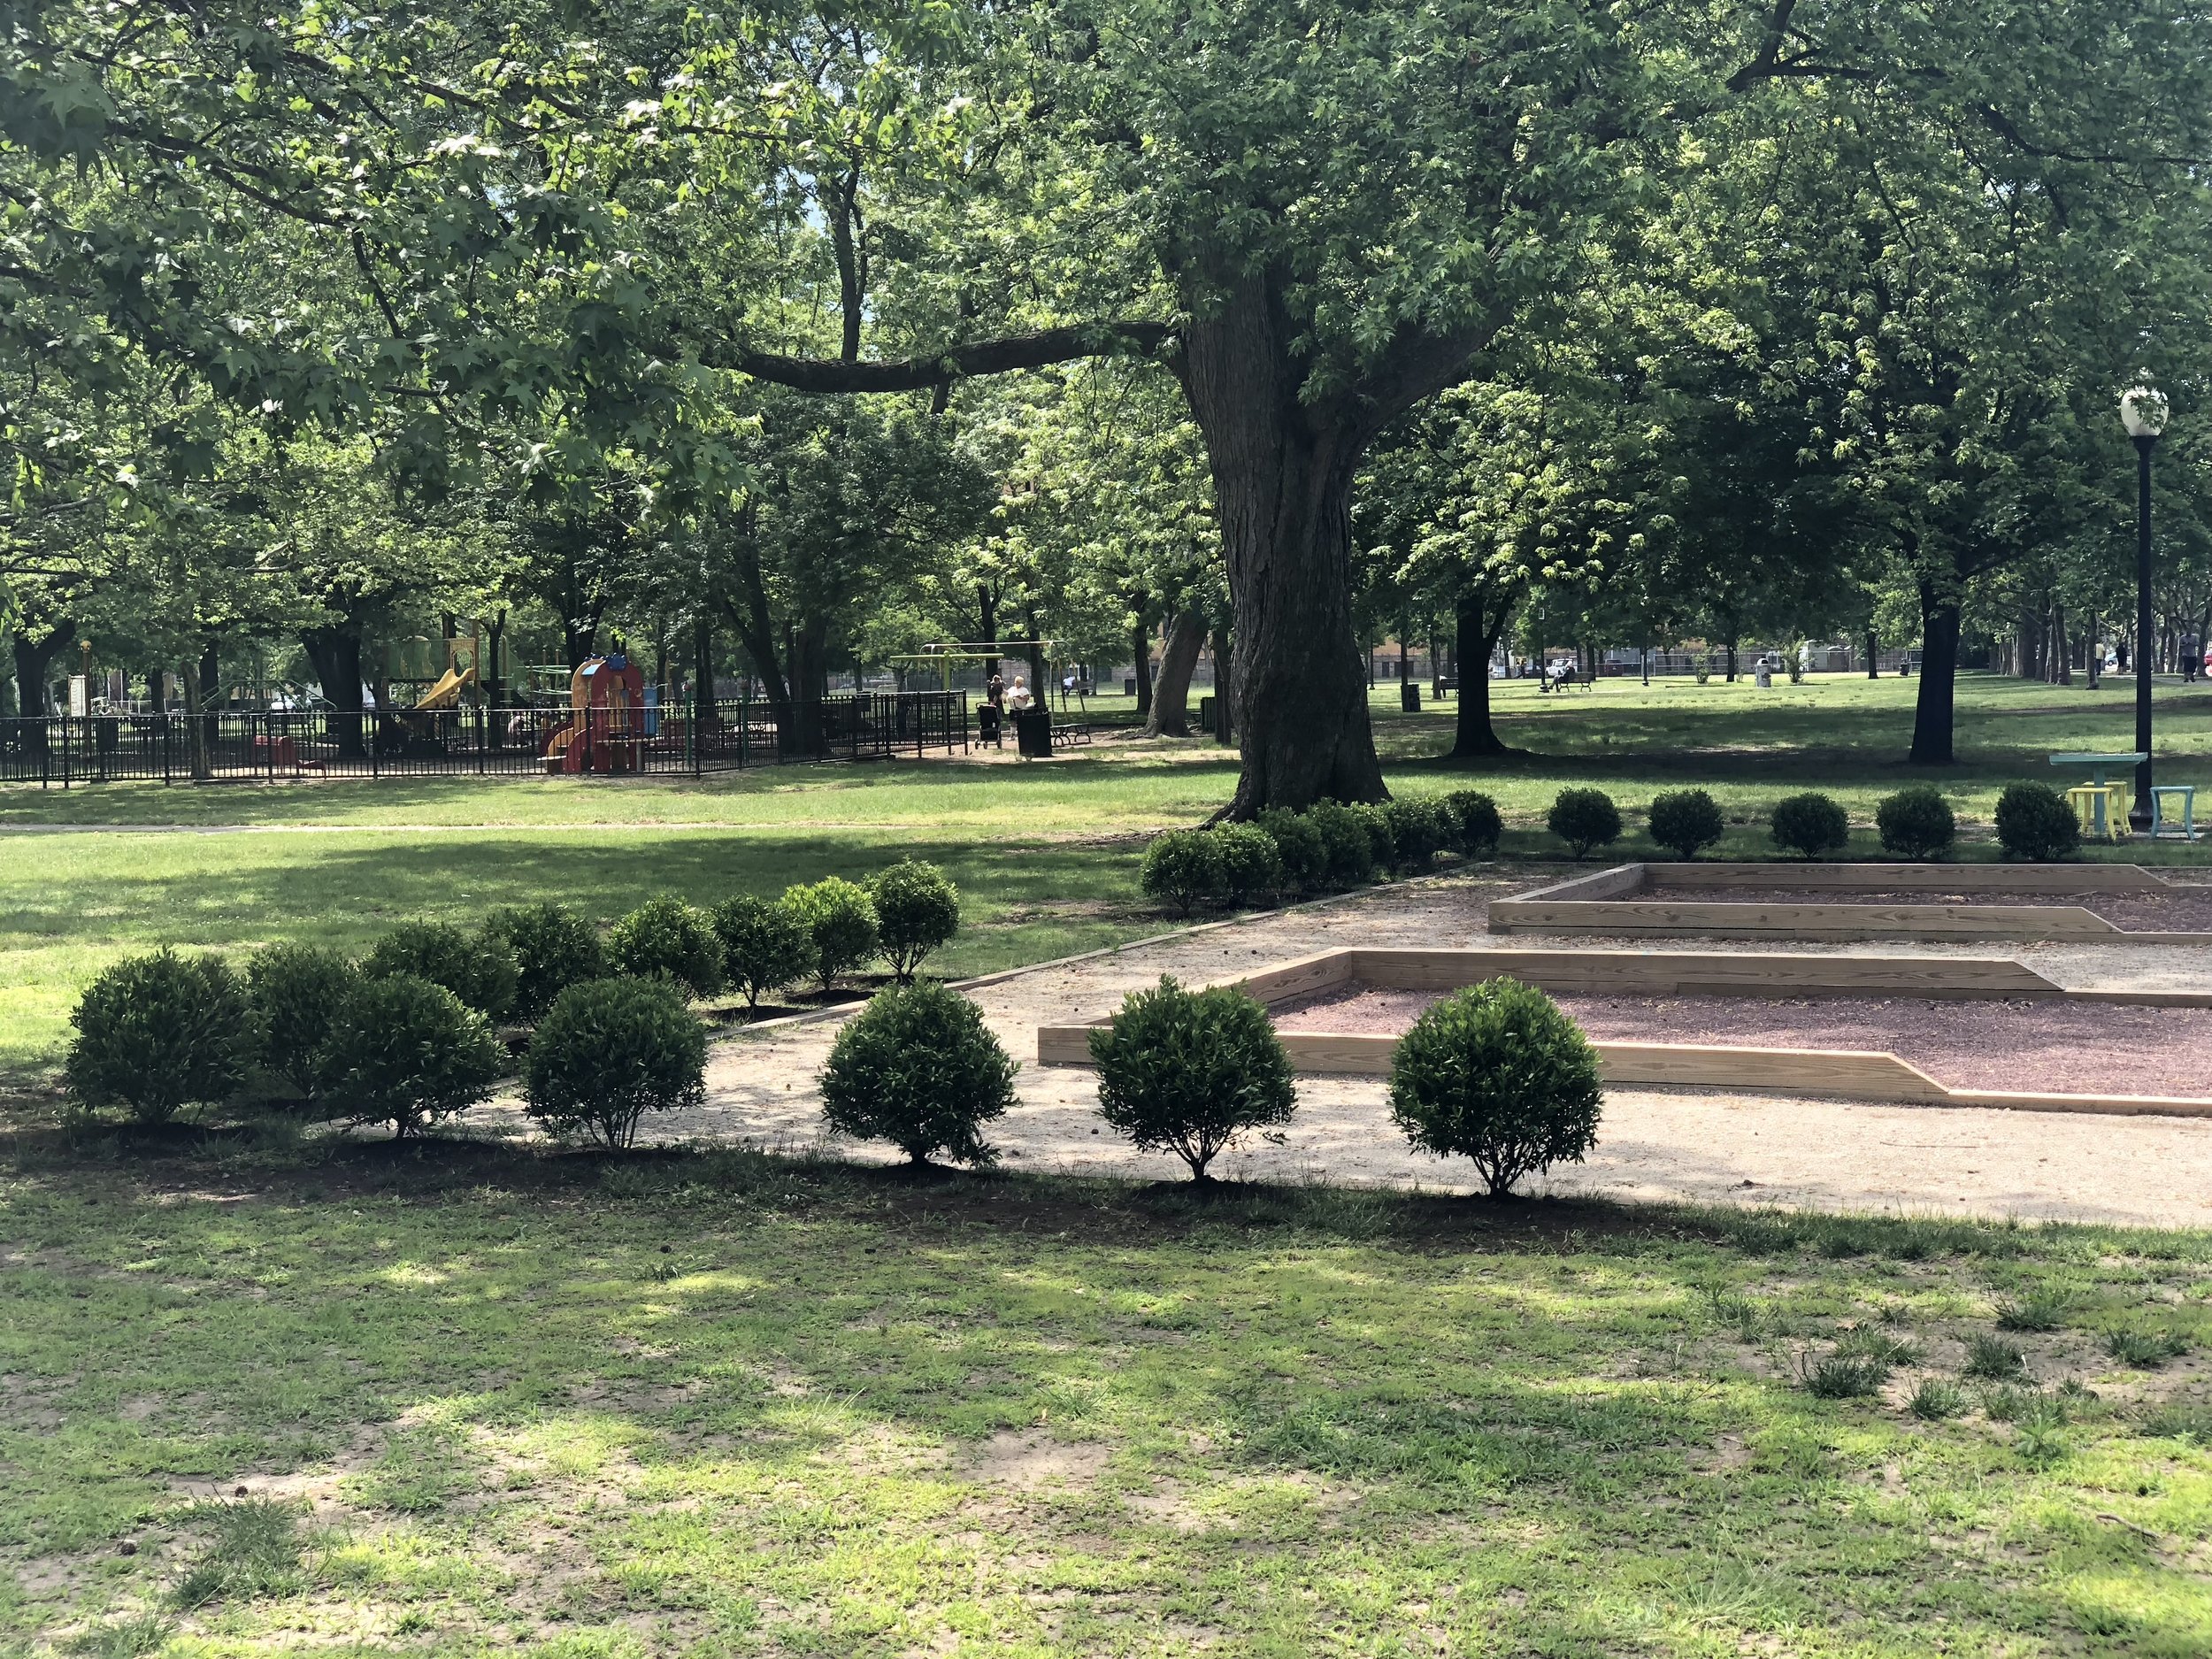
[415,666,478,710]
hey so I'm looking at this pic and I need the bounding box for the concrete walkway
[648,872,2212,1230]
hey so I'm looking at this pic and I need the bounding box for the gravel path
[1644,883,2212,933]
[610,868,2212,1226]
[1273,987,2212,1097]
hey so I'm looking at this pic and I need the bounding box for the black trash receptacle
[1013,708,1054,758]
[1401,682,1422,712]
[978,703,1002,746]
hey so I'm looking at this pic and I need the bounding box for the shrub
[1547,788,1622,860]
[363,921,519,1019]
[524,978,706,1148]
[65,949,254,1123]
[486,902,608,1020]
[1141,829,1223,917]
[1444,790,1503,857]
[1352,803,1397,872]
[1088,975,1298,1182]
[1382,797,1452,872]
[869,859,962,982]
[1256,809,1329,893]
[1770,791,1850,860]
[609,897,726,999]
[1876,785,1956,860]
[818,983,1016,1166]
[783,877,882,991]
[1995,781,2080,861]
[319,975,504,1139]
[710,894,814,1010]
[245,942,360,1102]
[1647,789,1725,860]
[1213,823,1286,904]
[1387,978,1602,1197]
[1302,801,1378,887]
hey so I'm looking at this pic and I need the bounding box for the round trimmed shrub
[487,902,608,1020]
[710,894,813,1011]
[1141,829,1223,917]
[524,977,706,1148]
[1647,789,1725,860]
[1214,823,1286,905]
[319,974,504,1139]
[363,921,519,1020]
[1088,975,1297,1183]
[1303,802,1379,887]
[1383,797,1452,872]
[1256,809,1329,894]
[609,897,725,999]
[1995,781,2080,862]
[1770,791,1850,860]
[1876,786,1956,860]
[246,941,359,1102]
[783,877,882,991]
[818,982,1016,1166]
[1387,978,1603,1198]
[65,949,254,1124]
[1353,803,1397,872]
[1444,790,1503,857]
[1548,788,1623,859]
[870,859,961,983]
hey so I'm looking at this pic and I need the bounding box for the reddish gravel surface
[1273,987,2212,1098]
[1639,884,2212,933]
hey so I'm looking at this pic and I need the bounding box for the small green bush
[608,897,725,999]
[710,894,814,1010]
[1381,797,1452,871]
[487,902,608,1019]
[1387,978,1603,1197]
[65,949,254,1124]
[1876,785,1956,860]
[1647,789,1725,860]
[245,942,360,1102]
[1302,801,1379,887]
[1995,781,2080,861]
[363,921,520,1019]
[1547,787,1622,859]
[1770,791,1850,859]
[1213,823,1286,904]
[870,859,961,982]
[1352,803,1397,872]
[525,978,706,1148]
[784,878,882,992]
[1141,829,1224,916]
[1256,809,1329,893]
[319,975,504,1139]
[1088,975,1298,1182]
[818,983,1016,1165]
[1444,790,1503,857]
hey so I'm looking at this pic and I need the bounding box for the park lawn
[5,1148,2212,1658]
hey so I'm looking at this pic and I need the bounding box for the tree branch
[695,322,1178,393]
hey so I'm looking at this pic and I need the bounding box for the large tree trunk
[301,626,366,757]
[1180,301,1385,813]
[180,655,214,780]
[11,621,73,718]
[1209,626,1234,741]
[1909,580,1962,764]
[1130,616,1154,719]
[1144,610,1205,737]
[1451,588,1517,757]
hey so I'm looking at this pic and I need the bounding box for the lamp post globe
[2120,385,2167,831]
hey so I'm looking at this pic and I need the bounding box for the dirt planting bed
[1640,883,2212,933]
[1273,986,2212,1098]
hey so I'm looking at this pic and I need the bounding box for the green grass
[7,1148,2212,1656]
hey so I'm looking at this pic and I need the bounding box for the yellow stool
[2067,784,2127,841]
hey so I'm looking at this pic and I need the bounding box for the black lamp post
[2121,385,2168,831]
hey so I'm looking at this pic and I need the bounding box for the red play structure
[543,654,646,773]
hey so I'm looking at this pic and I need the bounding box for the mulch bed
[1272,986,2212,1097]
[1637,884,2212,933]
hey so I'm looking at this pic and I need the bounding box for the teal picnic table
[2049,752,2147,841]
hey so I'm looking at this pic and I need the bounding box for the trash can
[1013,708,1053,758]
[1401,682,1422,712]
[978,703,1002,746]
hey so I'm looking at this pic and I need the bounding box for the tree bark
[1144,609,1205,737]
[1210,626,1234,741]
[1909,581,1962,764]
[11,621,73,718]
[301,626,366,757]
[1130,616,1154,719]
[180,656,213,780]
[1451,588,1517,757]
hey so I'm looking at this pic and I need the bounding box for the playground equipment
[415,664,478,710]
[543,654,647,773]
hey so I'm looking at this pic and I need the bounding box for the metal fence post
[370,712,380,780]
[476,705,486,775]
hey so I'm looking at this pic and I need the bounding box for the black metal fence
[0,691,970,787]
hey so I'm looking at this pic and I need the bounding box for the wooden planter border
[1034,945,2212,1118]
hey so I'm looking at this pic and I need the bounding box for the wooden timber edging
[1490,861,2212,945]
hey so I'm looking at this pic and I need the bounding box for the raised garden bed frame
[1487,862,2212,944]
[1035,947,2212,1118]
